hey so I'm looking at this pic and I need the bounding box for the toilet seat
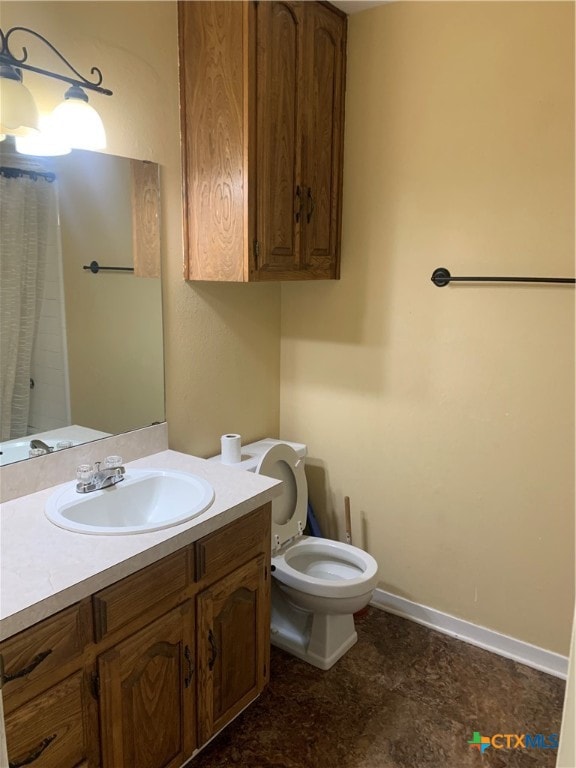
[272,537,379,599]
[256,443,307,552]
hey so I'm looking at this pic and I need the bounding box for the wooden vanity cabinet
[90,548,197,768]
[194,506,271,745]
[0,505,271,768]
[98,602,196,768]
[197,557,269,744]
[3,671,97,768]
[1,600,98,768]
[178,0,346,282]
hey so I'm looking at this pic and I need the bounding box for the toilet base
[271,583,358,670]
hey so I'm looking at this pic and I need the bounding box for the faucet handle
[76,464,94,485]
[104,455,123,469]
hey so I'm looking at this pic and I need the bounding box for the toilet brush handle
[344,496,352,545]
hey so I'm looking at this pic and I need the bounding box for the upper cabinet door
[254,1,304,278]
[178,1,346,282]
[300,3,346,279]
[179,1,249,282]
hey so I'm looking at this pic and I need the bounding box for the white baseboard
[370,588,568,680]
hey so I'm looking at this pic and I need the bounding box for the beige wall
[280,1,575,655]
[1,1,281,457]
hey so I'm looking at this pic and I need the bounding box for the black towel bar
[83,260,134,274]
[431,267,575,287]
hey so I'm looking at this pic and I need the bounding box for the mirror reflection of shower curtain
[0,171,55,440]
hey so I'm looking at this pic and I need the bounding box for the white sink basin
[45,469,215,535]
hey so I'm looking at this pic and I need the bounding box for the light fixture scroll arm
[0,26,112,96]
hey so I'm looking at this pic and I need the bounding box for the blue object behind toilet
[307,501,323,537]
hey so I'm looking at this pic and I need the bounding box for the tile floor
[190,608,566,768]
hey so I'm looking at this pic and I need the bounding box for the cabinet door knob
[208,629,218,671]
[306,187,315,223]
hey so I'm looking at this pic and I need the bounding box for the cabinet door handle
[208,629,218,671]
[306,187,315,223]
[1,649,52,686]
[184,644,193,688]
[9,734,56,768]
[295,185,304,223]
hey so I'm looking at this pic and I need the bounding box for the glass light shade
[15,115,71,156]
[50,91,106,150]
[0,74,40,137]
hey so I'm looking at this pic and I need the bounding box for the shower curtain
[0,169,55,441]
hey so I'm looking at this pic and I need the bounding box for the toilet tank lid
[242,438,307,458]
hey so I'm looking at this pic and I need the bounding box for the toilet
[213,439,379,670]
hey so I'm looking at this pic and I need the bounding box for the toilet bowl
[226,439,379,670]
[272,536,378,615]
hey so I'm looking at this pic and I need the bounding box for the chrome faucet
[76,457,125,493]
[30,439,53,454]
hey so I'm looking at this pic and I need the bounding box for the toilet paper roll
[221,434,241,464]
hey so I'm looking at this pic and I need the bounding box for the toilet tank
[209,438,307,472]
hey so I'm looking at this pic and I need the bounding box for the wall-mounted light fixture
[0,26,112,154]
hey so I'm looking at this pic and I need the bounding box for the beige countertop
[0,449,282,641]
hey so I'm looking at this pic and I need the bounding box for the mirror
[0,145,164,466]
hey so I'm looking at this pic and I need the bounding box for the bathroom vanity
[0,450,281,768]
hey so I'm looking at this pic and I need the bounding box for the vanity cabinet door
[196,555,270,745]
[98,601,196,768]
[4,671,98,768]
[0,600,92,709]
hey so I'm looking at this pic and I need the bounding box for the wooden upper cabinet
[179,0,346,282]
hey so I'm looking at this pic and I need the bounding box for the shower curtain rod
[431,267,575,287]
[0,165,56,183]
